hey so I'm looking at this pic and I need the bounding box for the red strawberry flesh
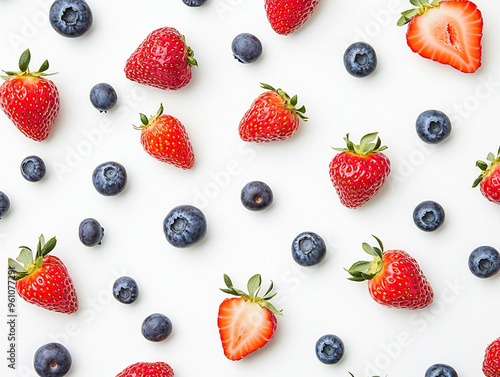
[403,0,483,73]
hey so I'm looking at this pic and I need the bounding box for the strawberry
[473,147,500,204]
[124,27,197,90]
[329,132,390,209]
[0,49,60,141]
[483,337,500,377]
[264,0,321,35]
[116,362,174,377]
[238,83,307,143]
[347,235,434,310]
[398,0,483,73]
[7,235,78,314]
[134,104,195,169]
[218,274,282,361]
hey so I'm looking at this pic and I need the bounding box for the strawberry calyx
[1,49,56,80]
[180,35,198,67]
[133,103,165,130]
[220,273,283,316]
[332,132,387,156]
[260,83,308,121]
[346,235,385,282]
[397,0,442,26]
[8,235,56,281]
[472,146,500,188]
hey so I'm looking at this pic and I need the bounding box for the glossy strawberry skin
[265,0,321,35]
[15,255,78,314]
[116,362,174,377]
[239,91,299,143]
[368,250,433,310]
[125,27,194,90]
[217,297,277,361]
[0,76,60,141]
[329,151,390,209]
[483,337,500,377]
[480,164,500,204]
[139,113,195,169]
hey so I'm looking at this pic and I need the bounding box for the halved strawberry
[217,274,282,361]
[398,0,483,73]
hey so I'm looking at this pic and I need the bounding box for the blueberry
[232,33,263,64]
[33,343,72,377]
[291,231,326,266]
[49,0,93,38]
[416,110,452,144]
[0,191,10,219]
[241,181,273,211]
[425,363,458,377]
[21,155,46,182]
[90,83,117,112]
[182,0,208,6]
[343,42,377,78]
[315,334,344,364]
[92,161,127,196]
[141,313,172,342]
[113,276,139,304]
[412,200,445,232]
[468,246,500,279]
[163,205,207,248]
[78,218,104,247]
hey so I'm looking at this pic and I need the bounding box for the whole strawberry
[8,235,78,314]
[483,337,500,377]
[329,132,390,209]
[116,362,174,377]
[473,147,500,204]
[0,49,60,141]
[134,104,195,169]
[124,27,197,90]
[347,235,434,310]
[218,274,282,361]
[265,0,321,35]
[239,83,307,143]
[398,0,483,73]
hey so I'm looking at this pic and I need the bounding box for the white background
[1,0,500,376]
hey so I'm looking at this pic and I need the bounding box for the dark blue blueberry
[315,334,344,364]
[343,42,377,78]
[33,342,72,377]
[292,231,326,266]
[49,0,93,38]
[182,0,208,6]
[89,83,117,112]
[412,200,445,232]
[416,110,452,144]
[241,181,273,211]
[232,33,263,64]
[141,313,172,342]
[113,276,139,304]
[0,191,10,219]
[425,363,458,377]
[468,246,500,279]
[163,205,207,248]
[92,161,127,196]
[21,155,46,182]
[78,218,104,247]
